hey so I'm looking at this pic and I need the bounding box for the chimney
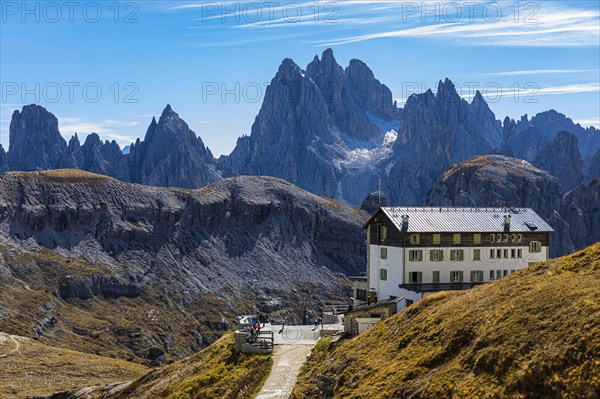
[504,215,511,230]
[402,215,409,225]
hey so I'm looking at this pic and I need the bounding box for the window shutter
[418,272,423,283]
[418,250,423,261]
[459,271,464,282]
[459,250,464,261]
[529,242,533,252]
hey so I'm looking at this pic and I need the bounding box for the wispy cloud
[314,4,600,47]
[483,69,597,76]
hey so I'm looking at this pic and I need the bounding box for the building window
[496,270,502,279]
[430,249,443,262]
[496,249,502,258]
[518,249,523,258]
[490,234,495,243]
[450,249,464,261]
[409,234,420,245]
[503,249,509,258]
[470,270,484,282]
[432,233,441,245]
[453,234,461,245]
[473,249,481,261]
[432,271,440,283]
[511,248,516,258]
[408,271,422,283]
[380,268,388,281]
[503,270,509,277]
[380,247,388,259]
[490,249,495,259]
[450,271,463,282]
[503,234,509,243]
[496,234,502,242]
[511,234,516,242]
[380,225,388,239]
[489,270,495,280]
[473,233,481,245]
[511,269,516,274]
[517,234,522,243]
[529,241,542,253]
[409,249,423,262]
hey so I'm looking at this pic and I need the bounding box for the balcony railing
[399,282,484,292]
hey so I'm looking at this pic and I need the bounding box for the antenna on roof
[378,177,381,207]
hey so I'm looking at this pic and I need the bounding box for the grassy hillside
[292,243,600,399]
[0,333,148,398]
[56,333,272,399]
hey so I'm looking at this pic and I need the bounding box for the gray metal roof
[381,207,554,233]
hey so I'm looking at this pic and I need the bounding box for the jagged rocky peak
[0,144,7,172]
[67,134,81,153]
[69,133,125,178]
[128,104,220,188]
[7,104,67,171]
[534,131,584,192]
[345,58,395,120]
[306,48,397,143]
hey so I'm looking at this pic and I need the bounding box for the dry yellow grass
[292,243,600,399]
[0,333,148,399]
[105,333,272,399]
[7,169,110,182]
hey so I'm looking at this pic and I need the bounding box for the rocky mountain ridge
[0,171,367,362]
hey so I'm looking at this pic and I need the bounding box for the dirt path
[0,333,20,358]
[255,345,314,399]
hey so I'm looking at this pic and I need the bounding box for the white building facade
[358,207,553,310]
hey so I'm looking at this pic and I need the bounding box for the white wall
[369,244,548,301]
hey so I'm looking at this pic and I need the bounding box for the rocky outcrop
[0,144,7,172]
[585,149,600,183]
[534,131,584,192]
[58,274,142,300]
[360,191,388,215]
[127,105,221,188]
[7,104,68,171]
[424,155,563,213]
[384,83,502,205]
[423,155,599,256]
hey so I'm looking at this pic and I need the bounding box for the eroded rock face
[7,104,67,171]
[534,131,584,192]
[0,173,367,294]
[558,180,600,255]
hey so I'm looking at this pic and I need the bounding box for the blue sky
[1,0,599,156]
